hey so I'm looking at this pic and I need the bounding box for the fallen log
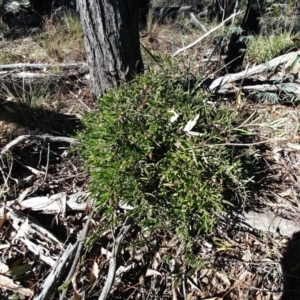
[0,62,87,71]
[198,50,300,94]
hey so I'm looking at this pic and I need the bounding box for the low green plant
[247,32,296,64]
[77,69,257,245]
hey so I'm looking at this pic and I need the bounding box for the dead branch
[99,217,134,300]
[21,239,56,266]
[199,50,300,93]
[198,50,300,91]
[173,10,243,56]
[242,83,300,94]
[59,212,93,300]
[1,72,56,79]
[0,62,87,71]
[1,135,80,157]
[34,242,79,300]
[12,192,91,213]
[0,70,88,80]
[189,12,207,33]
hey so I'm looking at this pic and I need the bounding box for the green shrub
[77,70,256,242]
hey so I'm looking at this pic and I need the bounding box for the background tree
[77,0,144,97]
[224,0,264,72]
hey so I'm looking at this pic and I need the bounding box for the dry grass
[37,10,85,62]
[0,10,85,64]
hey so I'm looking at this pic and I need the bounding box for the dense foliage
[77,70,257,241]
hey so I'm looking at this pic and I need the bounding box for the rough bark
[77,0,144,97]
[139,0,150,24]
[224,0,264,73]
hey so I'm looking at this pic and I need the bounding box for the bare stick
[33,242,79,300]
[189,12,207,33]
[59,212,93,300]
[1,135,80,157]
[173,10,243,56]
[0,62,87,71]
[231,0,239,25]
[186,136,293,150]
[99,217,133,300]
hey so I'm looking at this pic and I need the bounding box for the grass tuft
[0,10,85,64]
[247,32,298,64]
[37,10,85,62]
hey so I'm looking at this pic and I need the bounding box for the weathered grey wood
[189,12,207,33]
[34,242,79,300]
[242,83,300,94]
[77,0,143,97]
[208,82,300,95]
[99,217,133,300]
[59,213,93,300]
[6,207,64,267]
[14,192,91,213]
[0,70,88,80]
[1,135,79,157]
[7,207,64,249]
[199,50,300,92]
[21,239,56,266]
[0,62,87,71]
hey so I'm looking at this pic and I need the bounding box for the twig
[0,153,12,192]
[1,135,80,157]
[186,136,292,150]
[182,269,187,300]
[170,259,178,300]
[231,0,239,25]
[59,212,93,300]
[99,217,133,300]
[173,10,243,56]
[0,62,87,71]
[189,12,207,33]
[39,143,50,187]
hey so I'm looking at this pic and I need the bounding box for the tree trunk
[139,0,150,24]
[77,0,144,97]
[224,0,264,73]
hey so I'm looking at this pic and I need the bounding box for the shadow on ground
[0,99,85,198]
[0,99,82,136]
[281,231,300,299]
